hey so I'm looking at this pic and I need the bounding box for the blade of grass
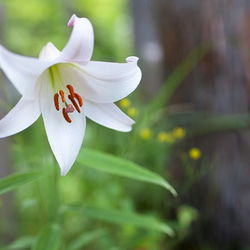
[77,148,177,196]
[32,224,61,250]
[68,229,107,250]
[64,205,174,236]
[148,44,209,111]
[0,171,48,195]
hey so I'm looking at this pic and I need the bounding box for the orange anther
[59,90,65,102]
[74,93,83,107]
[54,93,60,111]
[62,108,72,123]
[68,95,81,113]
[67,84,75,97]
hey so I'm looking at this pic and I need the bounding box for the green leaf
[32,224,62,250]
[188,113,250,137]
[5,236,35,250]
[65,205,174,236]
[148,44,209,111]
[68,229,106,250]
[0,171,48,195]
[77,148,177,196]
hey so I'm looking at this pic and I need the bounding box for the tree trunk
[145,0,250,248]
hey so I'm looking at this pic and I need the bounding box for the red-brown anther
[66,84,75,97]
[59,90,65,102]
[54,93,60,111]
[62,108,72,123]
[74,93,83,107]
[68,95,81,113]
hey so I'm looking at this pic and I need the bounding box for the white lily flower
[0,14,141,175]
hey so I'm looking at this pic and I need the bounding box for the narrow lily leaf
[65,205,174,236]
[148,44,209,111]
[32,224,62,250]
[0,172,47,195]
[68,229,106,250]
[77,148,177,196]
[5,236,35,250]
[84,206,174,236]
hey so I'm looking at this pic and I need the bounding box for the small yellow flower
[158,132,175,143]
[140,128,152,140]
[119,98,131,108]
[173,126,186,139]
[189,147,201,160]
[127,107,138,117]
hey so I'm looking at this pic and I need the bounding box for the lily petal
[58,57,141,103]
[39,42,61,61]
[39,70,86,175]
[0,45,52,99]
[84,100,134,132]
[0,97,41,138]
[58,14,94,62]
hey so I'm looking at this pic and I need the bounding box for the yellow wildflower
[119,98,131,108]
[140,128,152,140]
[158,132,175,143]
[127,107,138,117]
[189,147,201,160]
[173,126,186,139]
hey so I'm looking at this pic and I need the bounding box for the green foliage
[0,1,209,249]
[0,171,48,195]
[32,224,62,250]
[77,148,177,196]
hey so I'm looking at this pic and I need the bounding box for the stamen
[67,84,75,97]
[54,93,60,111]
[59,90,65,102]
[53,84,83,122]
[62,108,72,123]
[68,95,81,113]
[74,93,83,107]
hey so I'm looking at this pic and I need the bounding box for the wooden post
[130,0,165,98]
[152,0,250,248]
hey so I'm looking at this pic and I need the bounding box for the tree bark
[152,0,250,248]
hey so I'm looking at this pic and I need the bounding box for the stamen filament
[62,108,72,123]
[54,93,60,111]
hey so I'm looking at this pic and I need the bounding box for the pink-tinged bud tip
[68,14,76,27]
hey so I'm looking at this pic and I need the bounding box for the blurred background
[0,0,250,249]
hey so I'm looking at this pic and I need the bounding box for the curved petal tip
[59,14,94,62]
[68,14,77,27]
[126,56,139,63]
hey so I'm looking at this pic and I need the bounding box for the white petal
[0,45,53,99]
[84,100,134,132]
[39,70,86,175]
[57,57,141,103]
[39,42,61,61]
[58,14,94,62]
[0,97,41,138]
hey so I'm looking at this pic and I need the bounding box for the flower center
[53,84,83,123]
